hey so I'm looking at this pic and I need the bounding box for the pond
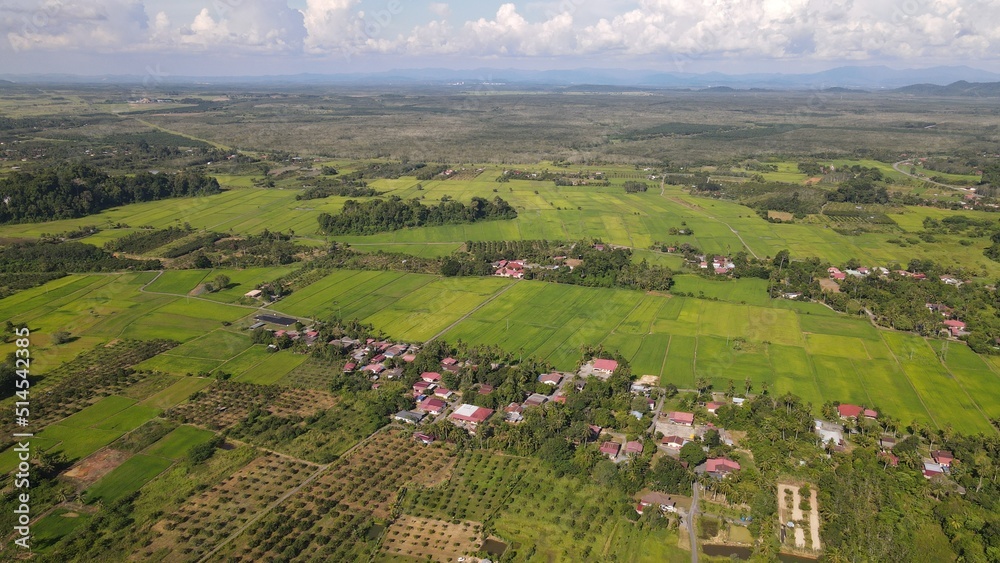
[365,524,385,541]
[481,538,508,557]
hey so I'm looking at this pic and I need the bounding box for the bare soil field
[380,515,481,562]
[63,448,130,488]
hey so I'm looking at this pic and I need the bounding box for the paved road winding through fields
[688,482,700,563]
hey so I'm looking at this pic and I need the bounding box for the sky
[0,0,998,76]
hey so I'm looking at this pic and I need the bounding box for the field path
[424,281,518,343]
[809,489,821,549]
[132,117,231,150]
[892,160,969,192]
[659,177,759,259]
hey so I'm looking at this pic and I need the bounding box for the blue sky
[1,0,998,76]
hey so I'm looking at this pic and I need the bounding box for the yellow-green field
[6,269,997,434]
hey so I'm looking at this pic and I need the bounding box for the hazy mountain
[2,65,999,92]
[892,80,1000,97]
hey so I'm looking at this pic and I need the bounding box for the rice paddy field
[4,259,997,435]
[0,165,996,277]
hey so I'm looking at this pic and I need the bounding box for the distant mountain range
[2,65,1000,93]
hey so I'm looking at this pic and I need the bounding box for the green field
[262,269,999,432]
[83,454,174,504]
[1,167,997,279]
[232,350,308,384]
[31,509,93,552]
[143,425,217,460]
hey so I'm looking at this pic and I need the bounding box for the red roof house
[943,319,966,337]
[449,404,493,427]
[478,384,494,395]
[625,441,644,455]
[592,358,619,373]
[838,404,878,419]
[343,362,357,372]
[539,373,563,386]
[433,388,454,400]
[421,371,442,383]
[932,450,955,467]
[662,435,687,449]
[417,397,446,415]
[668,411,695,426]
[600,441,621,457]
[441,357,458,366]
[412,381,432,395]
[705,458,741,476]
[879,452,899,467]
[705,401,725,414]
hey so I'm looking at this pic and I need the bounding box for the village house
[539,372,563,386]
[662,435,687,449]
[524,393,548,407]
[244,289,263,299]
[494,259,526,278]
[600,441,621,458]
[433,388,454,400]
[625,441,644,455]
[879,452,900,467]
[417,397,447,416]
[837,404,878,420]
[412,381,433,396]
[932,450,955,467]
[592,358,619,376]
[504,403,524,423]
[923,459,947,478]
[703,458,741,478]
[449,404,494,430]
[815,419,845,446]
[478,383,494,395]
[421,371,442,383]
[667,411,695,426]
[943,319,967,337]
[704,401,725,414]
[637,492,678,515]
[393,410,425,425]
[413,432,434,445]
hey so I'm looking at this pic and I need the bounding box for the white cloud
[3,0,148,52]
[428,2,450,18]
[1,0,997,68]
[173,0,306,53]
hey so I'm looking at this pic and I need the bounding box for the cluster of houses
[344,341,418,378]
[925,303,970,338]
[393,356,579,435]
[698,255,736,275]
[823,267,972,339]
[494,259,526,278]
[813,403,961,481]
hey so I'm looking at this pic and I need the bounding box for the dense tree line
[0,240,161,274]
[296,182,379,200]
[105,226,192,254]
[317,196,517,235]
[622,181,651,193]
[0,164,220,224]
[355,161,452,180]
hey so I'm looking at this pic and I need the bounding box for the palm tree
[744,376,752,396]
